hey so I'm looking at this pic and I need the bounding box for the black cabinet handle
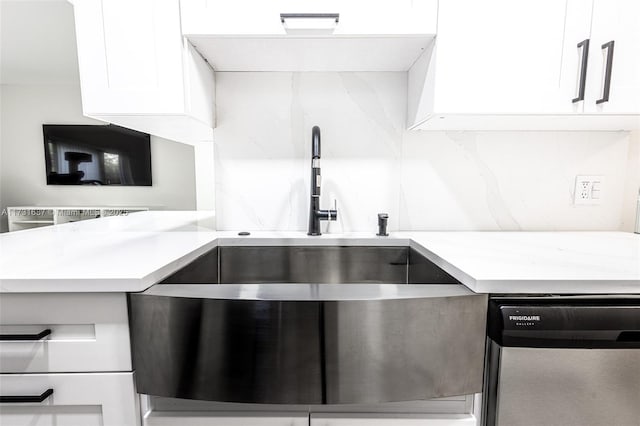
[596,40,615,104]
[0,329,51,341]
[280,13,340,23]
[0,388,54,403]
[572,39,590,103]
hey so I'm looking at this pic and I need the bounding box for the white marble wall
[214,72,405,232]
[401,131,638,230]
[213,72,640,232]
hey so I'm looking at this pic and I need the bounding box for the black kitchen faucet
[307,126,337,236]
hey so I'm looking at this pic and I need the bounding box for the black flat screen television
[43,124,152,186]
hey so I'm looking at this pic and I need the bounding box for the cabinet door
[432,0,568,114]
[72,0,185,115]
[144,412,309,426]
[0,372,139,426]
[559,0,594,113]
[310,414,477,426]
[181,0,285,35]
[585,0,640,113]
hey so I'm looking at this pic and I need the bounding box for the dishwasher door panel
[496,347,640,426]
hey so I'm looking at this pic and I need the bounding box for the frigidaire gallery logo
[509,314,541,326]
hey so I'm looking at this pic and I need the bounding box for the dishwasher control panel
[487,297,640,348]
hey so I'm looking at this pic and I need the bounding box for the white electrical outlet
[574,175,604,205]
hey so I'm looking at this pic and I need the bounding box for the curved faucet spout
[312,126,321,159]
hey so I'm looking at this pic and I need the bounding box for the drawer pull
[280,13,340,33]
[280,13,340,23]
[0,388,54,403]
[0,328,52,341]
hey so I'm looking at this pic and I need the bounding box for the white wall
[213,72,640,232]
[194,141,216,211]
[0,84,197,232]
[1,0,80,86]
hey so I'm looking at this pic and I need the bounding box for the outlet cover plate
[574,175,603,205]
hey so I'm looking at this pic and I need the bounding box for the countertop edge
[0,239,220,293]
[408,239,480,290]
[471,278,640,295]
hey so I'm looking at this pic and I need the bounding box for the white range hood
[186,35,435,72]
[180,0,438,72]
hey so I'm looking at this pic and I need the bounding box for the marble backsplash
[213,72,640,232]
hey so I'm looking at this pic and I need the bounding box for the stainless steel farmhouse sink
[129,245,488,405]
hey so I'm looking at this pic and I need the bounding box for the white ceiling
[0,0,80,84]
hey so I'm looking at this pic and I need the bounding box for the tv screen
[43,124,152,186]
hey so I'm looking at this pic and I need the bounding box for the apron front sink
[129,244,487,405]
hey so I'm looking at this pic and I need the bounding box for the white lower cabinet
[143,413,478,426]
[0,293,139,425]
[0,372,140,426]
[144,412,309,426]
[310,414,478,426]
[0,293,131,373]
[143,412,478,426]
[141,396,480,426]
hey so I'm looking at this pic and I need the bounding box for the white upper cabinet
[584,0,640,114]
[70,0,216,143]
[408,0,569,129]
[180,0,437,72]
[409,0,640,130]
[559,0,593,114]
[434,0,568,115]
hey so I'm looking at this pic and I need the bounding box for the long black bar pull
[596,40,615,104]
[572,39,590,103]
[0,329,51,341]
[0,389,54,403]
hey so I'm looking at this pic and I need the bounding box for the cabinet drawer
[0,372,140,426]
[144,412,309,426]
[181,0,437,36]
[310,414,478,426]
[0,293,131,373]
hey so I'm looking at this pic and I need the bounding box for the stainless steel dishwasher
[482,296,640,426]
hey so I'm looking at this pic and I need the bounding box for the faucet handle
[330,199,338,221]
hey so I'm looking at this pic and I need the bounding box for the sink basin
[129,244,487,405]
[159,245,461,285]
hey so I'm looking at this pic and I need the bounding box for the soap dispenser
[377,213,389,236]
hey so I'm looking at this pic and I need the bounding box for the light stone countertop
[1,211,638,294]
